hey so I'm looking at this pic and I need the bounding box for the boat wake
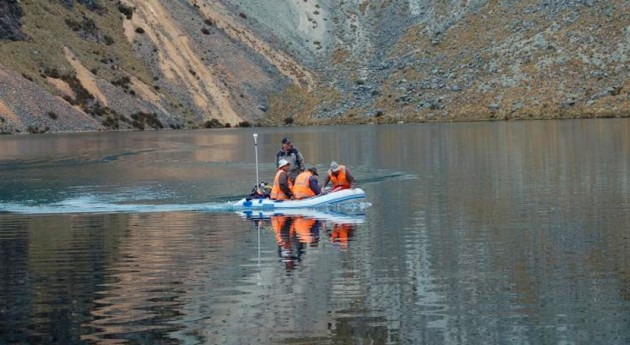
[0,195,235,215]
[0,195,371,216]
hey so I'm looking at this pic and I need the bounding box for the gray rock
[562,99,576,107]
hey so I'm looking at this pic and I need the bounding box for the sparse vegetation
[111,76,132,90]
[64,17,96,35]
[1,0,630,134]
[101,110,130,130]
[27,125,50,134]
[103,35,114,46]
[204,118,223,128]
[131,112,163,130]
[44,68,61,79]
[59,73,95,108]
[117,2,134,20]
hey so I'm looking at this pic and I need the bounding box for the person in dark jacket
[275,137,305,182]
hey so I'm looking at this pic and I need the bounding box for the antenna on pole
[253,133,260,192]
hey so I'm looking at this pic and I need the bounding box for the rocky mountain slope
[0,0,628,134]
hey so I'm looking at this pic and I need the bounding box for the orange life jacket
[293,171,316,199]
[270,169,290,200]
[329,165,350,189]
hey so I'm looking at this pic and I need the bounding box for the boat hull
[233,188,366,209]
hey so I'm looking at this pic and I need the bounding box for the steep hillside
[0,0,629,134]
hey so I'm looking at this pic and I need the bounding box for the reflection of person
[275,137,305,182]
[323,161,356,191]
[271,216,303,270]
[293,167,321,199]
[271,159,294,200]
[330,223,356,248]
[293,216,321,245]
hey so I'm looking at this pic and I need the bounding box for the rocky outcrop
[0,0,628,133]
[0,0,27,41]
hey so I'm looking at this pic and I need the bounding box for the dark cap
[281,137,291,144]
[308,166,318,176]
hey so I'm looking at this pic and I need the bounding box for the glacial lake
[1,120,629,344]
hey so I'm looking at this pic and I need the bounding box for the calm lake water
[1,120,629,344]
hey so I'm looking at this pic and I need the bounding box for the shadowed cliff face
[0,0,629,134]
[0,0,26,41]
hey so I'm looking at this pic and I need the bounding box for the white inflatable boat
[233,188,366,209]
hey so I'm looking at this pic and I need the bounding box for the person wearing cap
[270,159,294,200]
[323,161,356,191]
[276,137,305,183]
[293,166,321,199]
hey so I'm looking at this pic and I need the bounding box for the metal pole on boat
[253,133,260,189]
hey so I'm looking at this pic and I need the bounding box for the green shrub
[111,76,131,89]
[103,35,114,45]
[27,125,49,134]
[131,112,163,130]
[204,118,223,128]
[117,2,134,19]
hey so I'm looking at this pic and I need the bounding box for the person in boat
[275,137,305,183]
[323,161,356,192]
[292,166,321,199]
[270,159,294,200]
[249,181,272,198]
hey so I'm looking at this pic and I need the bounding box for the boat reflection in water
[239,209,364,270]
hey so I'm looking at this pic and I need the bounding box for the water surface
[1,120,629,344]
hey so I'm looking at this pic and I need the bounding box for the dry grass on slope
[0,1,153,93]
[268,84,344,126]
[375,0,630,123]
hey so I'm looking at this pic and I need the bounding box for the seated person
[270,159,294,200]
[293,167,321,199]
[323,161,355,191]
